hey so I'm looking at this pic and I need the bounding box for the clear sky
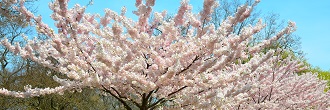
[257,0,330,70]
[35,0,330,70]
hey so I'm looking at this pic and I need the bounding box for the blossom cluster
[0,0,329,109]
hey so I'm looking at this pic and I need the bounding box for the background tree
[211,0,303,56]
[0,0,36,108]
[0,0,329,109]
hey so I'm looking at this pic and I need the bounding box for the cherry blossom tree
[0,0,329,109]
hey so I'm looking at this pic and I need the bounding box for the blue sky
[35,0,330,70]
[257,0,330,70]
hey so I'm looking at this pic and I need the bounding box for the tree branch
[177,55,199,75]
[148,98,165,109]
[168,86,188,97]
[102,85,132,110]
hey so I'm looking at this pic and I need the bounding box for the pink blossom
[0,0,328,109]
[174,0,190,26]
[135,0,142,7]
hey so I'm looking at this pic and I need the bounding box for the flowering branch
[0,0,329,109]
